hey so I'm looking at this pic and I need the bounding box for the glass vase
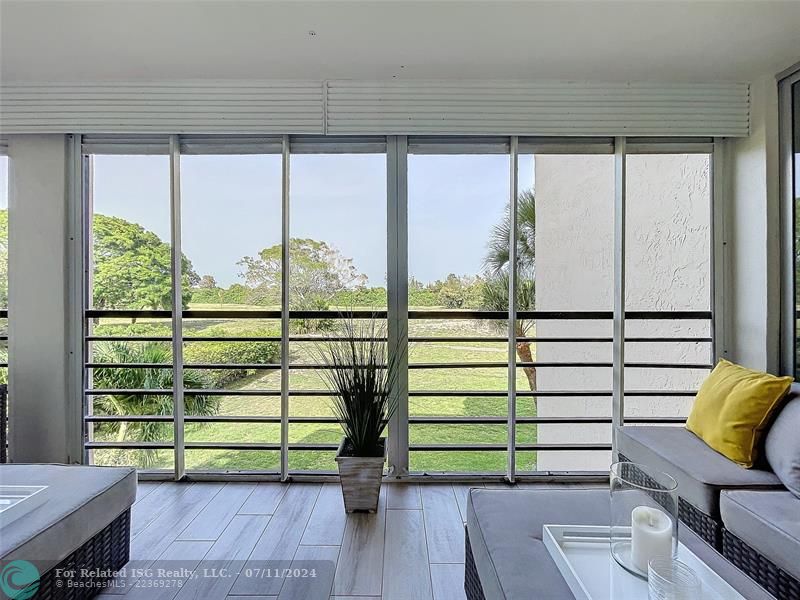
[610,461,679,579]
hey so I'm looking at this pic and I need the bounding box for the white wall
[7,135,74,463]
[726,74,781,372]
[534,153,712,472]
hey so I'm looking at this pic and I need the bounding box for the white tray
[0,485,48,527]
[543,524,744,600]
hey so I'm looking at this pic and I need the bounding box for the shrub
[183,327,280,386]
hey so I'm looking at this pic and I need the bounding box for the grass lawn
[90,304,538,473]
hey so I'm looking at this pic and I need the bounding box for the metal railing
[83,307,712,476]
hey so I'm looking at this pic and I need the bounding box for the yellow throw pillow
[686,359,792,468]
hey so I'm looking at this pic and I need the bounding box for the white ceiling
[1,0,798,83]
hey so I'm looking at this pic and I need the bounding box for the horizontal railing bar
[625,417,687,423]
[188,442,338,450]
[409,443,610,451]
[83,388,698,397]
[86,363,172,369]
[83,335,712,344]
[84,361,710,370]
[84,441,340,451]
[84,414,686,425]
[82,334,713,344]
[85,441,174,449]
[409,336,711,343]
[185,336,282,342]
[85,309,711,321]
[407,362,712,369]
[184,363,281,370]
[82,442,611,452]
[86,335,173,342]
[86,309,172,318]
[85,415,173,422]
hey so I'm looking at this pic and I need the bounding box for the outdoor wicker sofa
[0,384,7,464]
[0,463,136,600]
[617,382,800,600]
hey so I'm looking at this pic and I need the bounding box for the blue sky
[90,152,534,287]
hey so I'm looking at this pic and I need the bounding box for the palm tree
[482,190,537,391]
[92,342,218,467]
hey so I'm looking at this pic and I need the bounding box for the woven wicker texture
[464,527,487,600]
[723,529,800,600]
[34,508,130,600]
[619,454,721,549]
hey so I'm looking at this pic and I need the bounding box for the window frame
[779,65,800,377]
[74,134,720,481]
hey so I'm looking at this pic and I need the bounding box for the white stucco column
[7,134,75,463]
[725,75,781,372]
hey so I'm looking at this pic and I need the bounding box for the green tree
[482,190,537,391]
[92,215,199,313]
[92,341,217,467]
[238,238,367,332]
[437,274,483,309]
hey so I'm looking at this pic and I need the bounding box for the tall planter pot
[335,437,386,513]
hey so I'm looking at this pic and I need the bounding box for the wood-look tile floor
[109,481,600,600]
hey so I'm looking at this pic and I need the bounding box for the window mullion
[612,136,627,457]
[169,134,185,480]
[507,136,518,483]
[280,135,290,481]
[386,135,409,477]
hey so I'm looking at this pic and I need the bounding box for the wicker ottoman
[1,464,136,599]
[464,488,773,600]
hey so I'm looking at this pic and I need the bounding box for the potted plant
[313,314,399,513]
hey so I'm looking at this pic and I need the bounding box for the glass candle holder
[648,558,701,599]
[610,461,678,579]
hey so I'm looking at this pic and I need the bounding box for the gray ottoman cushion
[765,389,800,498]
[467,489,609,599]
[720,490,800,580]
[0,464,136,564]
[617,426,781,516]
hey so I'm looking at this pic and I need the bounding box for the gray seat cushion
[466,488,773,600]
[765,388,800,498]
[617,426,782,517]
[720,490,800,580]
[0,464,136,566]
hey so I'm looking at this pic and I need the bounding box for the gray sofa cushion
[466,488,773,600]
[616,426,782,517]
[0,464,136,566]
[765,388,800,498]
[720,490,800,580]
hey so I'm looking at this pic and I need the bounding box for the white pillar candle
[631,505,673,572]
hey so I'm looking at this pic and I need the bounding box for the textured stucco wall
[533,153,711,471]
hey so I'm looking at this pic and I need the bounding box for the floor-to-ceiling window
[288,138,387,474]
[407,138,510,474]
[84,151,174,470]
[80,135,718,478]
[179,144,283,473]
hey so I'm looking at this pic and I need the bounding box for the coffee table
[465,488,771,600]
[543,524,744,599]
